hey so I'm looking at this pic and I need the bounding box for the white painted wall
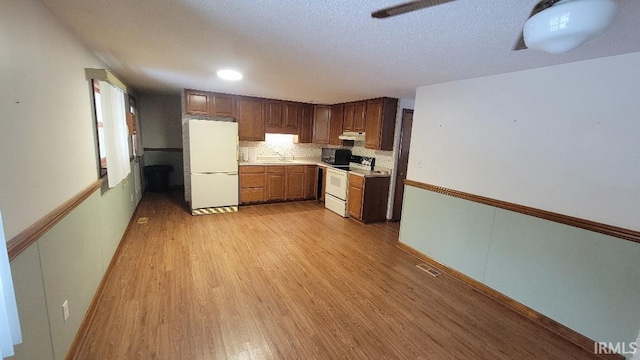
[138,92,182,149]
[409,52,640,231]
[0,0,107,240]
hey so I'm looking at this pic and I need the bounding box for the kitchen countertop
[240,157,321,166]
[240,158,391,178]
[347,168,390,178]
[240,158,391,177]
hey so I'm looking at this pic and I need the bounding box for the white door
[191,173,239,209]
[189,120,238,173]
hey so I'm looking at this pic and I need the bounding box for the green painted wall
[400,185,640,359]
[9,166,139,360]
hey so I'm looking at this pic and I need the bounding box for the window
[92,80,107,177]
[90,79,130,187]
[86,68,131,187]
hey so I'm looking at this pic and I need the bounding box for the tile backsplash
[240,136,395,171]
[240,134,324,159]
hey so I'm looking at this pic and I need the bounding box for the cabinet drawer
[349,174,364,187]
[286,165,305,173]
[241,188,265,204]
[240,173,265,188]
[267,166,285,173]
[240,166,265,174]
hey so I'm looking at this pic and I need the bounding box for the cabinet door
[266,167,285,201]
[285,167,305,200]
[212,93,235,117]
[348,183,364,220]
[330,104,344,145]
[304,166,317,200]
[185,89,212,116]
[265,100,283,131]
[312,105,331,144]
[343,102,355,132]
[240,188,265,204]
[283,102,300,131]
[365,98,383,149]
[237,96,265,141]
[296,104,313,143]
[365,97,398,151]
[353,101,367,132]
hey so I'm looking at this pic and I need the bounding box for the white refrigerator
[188,120,239,211]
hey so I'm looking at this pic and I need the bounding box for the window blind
[0,210,21,358]
[99,81,131,187]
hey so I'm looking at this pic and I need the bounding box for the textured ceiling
[41,0,640,103]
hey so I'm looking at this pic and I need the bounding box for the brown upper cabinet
[342,100,366,133]
[266,100,300,135]
[185,89,211,116]
[329,104,344,145]
[313,104,346,145]
[343,102,355,132]
[365,97,398,151]
[184,89,397,147]
[236,96,265,141]
[185,89,236,117]
[295,104,313,144]
[312,105,331,144]
[353,101,367,132]
[265,100,283,132]
[212,93,235,117]
[283,102,300,131]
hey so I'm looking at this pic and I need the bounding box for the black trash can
[144,165,174,193]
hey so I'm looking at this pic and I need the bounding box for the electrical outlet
[417,160,423,168]
[62,300,69,322]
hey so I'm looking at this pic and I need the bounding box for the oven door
[325,168,348,201]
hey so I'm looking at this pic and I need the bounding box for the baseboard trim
[8,179,103,261]
[65,200,143,359]
[396,242,624,360]
[404,180,640,244]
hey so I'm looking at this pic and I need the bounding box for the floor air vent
[136,217,149,224]
[416,263,442,277]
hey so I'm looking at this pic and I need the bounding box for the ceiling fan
[371,0,618,53]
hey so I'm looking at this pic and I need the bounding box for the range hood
[338,132,365,141]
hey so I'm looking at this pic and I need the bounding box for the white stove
[324,166,349,217]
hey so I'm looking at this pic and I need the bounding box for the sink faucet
[274,151,285,160]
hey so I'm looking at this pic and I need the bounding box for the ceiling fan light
[523,0,617,54]
[217,69,243,81]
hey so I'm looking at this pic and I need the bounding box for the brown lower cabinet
[285,166,305,200]
[304,166,317,200]
[348,174,390,224]
[266,166,286,201]
[240,165,318,205]
[240,166,266,204]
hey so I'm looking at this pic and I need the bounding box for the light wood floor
[72,192,599,359]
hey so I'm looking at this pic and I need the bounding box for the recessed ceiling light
[217,69,243,81]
